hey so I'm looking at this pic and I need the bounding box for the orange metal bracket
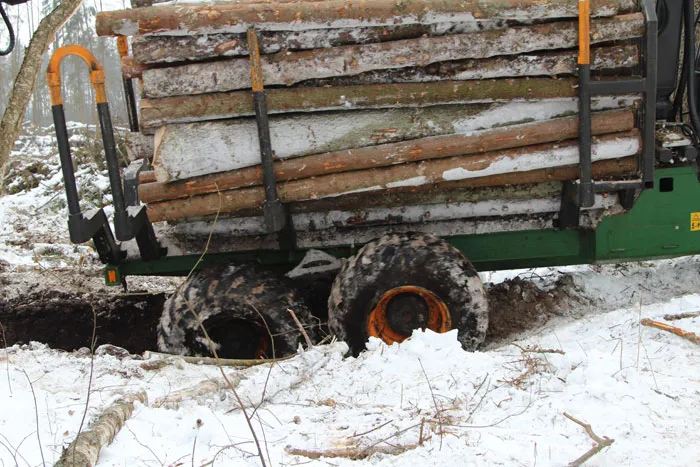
[247,29,264,92]
[116,35,129,58]
[46,45,107,106]
[578,0,591,65]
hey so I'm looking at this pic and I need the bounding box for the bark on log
[291,157,638,215]
[140,77,579,129]
[54,391,147,467]
[95,0,636,37]
[153,373,243,409]
[300,44,639,87]
[145,130,641,222]
[140,14,644,98]
[131,21,512,65]
[140,109,634,203]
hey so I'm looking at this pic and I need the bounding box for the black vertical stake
[642,0,657,189]
[578,64,595,208]
[123,76,139,132]
[248,29,289,235]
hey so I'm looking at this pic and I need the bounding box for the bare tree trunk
[0,0,84,188]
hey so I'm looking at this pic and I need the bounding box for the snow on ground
[0,278,698,466]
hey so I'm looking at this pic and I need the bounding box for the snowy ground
[1,126,699,466]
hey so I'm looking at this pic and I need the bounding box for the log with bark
[139,13,644,98]
[140,108,635,202]
[140,77,581,129]
[124,131,154,162]
[95,0,636,37]
[130,21,513,65]
[145,130,641,222]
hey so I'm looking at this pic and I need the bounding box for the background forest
[0,0,129,128]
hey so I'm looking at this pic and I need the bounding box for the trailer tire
[157,264,318,358]
[328,233,488,355]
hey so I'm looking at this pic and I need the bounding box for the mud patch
[484,274,583,348]
[0,291,166,353]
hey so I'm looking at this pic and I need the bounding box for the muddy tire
[157,264,318,358]
[328,233,488,355]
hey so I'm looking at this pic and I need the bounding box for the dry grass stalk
[287,308,313,349]
[641,318,700,345]
[563,412,614,466]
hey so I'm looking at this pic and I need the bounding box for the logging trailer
[46,0,700,358]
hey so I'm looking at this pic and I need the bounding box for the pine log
[145,130,640,222]
[95,0,636,37]
[140,77,579,129]
[130,21,512,65]
[140,109,634,203]
[140,14,644,98]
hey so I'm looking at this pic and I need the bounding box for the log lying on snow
[141,109,634,202]
[141,77,581,129]
[131,21,513,65]
[140,13,644,98]
[95,0,636,37]
[145,130,641,222]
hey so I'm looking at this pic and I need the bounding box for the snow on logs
[99,0,647,224]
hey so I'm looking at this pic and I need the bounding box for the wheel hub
[366,286,451,344]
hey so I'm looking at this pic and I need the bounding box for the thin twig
[351,420,394,438]
[418,359,443,450]
[0,319,11,395]
[144,351,294,367]
[563,412,614,466]
[21,369,45,467]
[72,305,97,466]
[511,343,566,355]
[287,308,313,349]
[177,187,268,467]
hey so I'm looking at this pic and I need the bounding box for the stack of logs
[96,0,645,225]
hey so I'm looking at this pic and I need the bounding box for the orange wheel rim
[366,286,451,345]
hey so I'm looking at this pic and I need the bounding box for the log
[140,77,580,129]
[152,104,498,181]
[95,0,636,37]
[123,131,154,162]
[130,21,512,65]
[140,109,634,203]
[145,130,641,222]
[140,14,644,98]
[300,44,639,87]
[54,391,147,467]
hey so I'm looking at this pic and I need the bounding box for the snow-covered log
[141,108,634,202]
[95,0,636,37]
[140,14,643,98]
[145,130,640,222]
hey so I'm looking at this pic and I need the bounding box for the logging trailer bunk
[47,0,700,358]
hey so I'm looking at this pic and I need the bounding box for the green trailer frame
[104,165,700,284]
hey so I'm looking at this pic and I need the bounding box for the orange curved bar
[46,45,107,106]
[578,0,591,65]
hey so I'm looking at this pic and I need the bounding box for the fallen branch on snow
[640,318,700,345]
[153,374,244,409]
[563,412,615,466]
[141,351,295,369]
[55,391,147,467]
[662,311,700,321]
[285,444,416,460]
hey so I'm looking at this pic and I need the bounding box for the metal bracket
[124,158,148,207]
